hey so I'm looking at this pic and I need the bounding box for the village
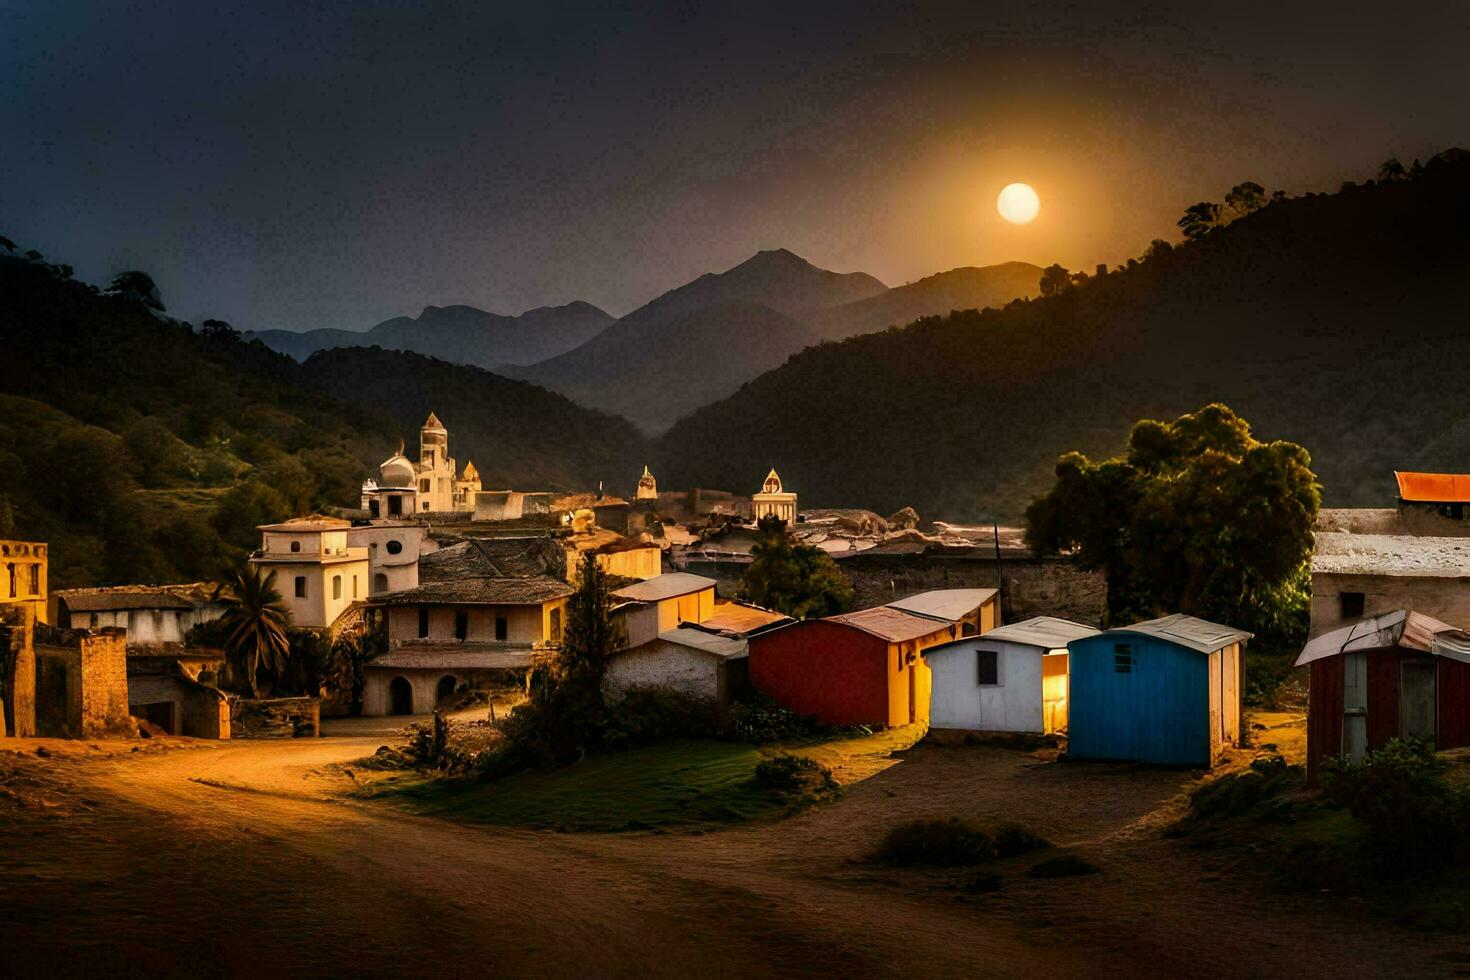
[8,410,1470,974]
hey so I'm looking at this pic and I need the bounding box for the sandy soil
[3,724,1469,979]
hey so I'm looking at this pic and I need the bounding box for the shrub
[603,688,730,748]
[874,818,995,867]
[753,753,836,795]
[991,822,1049,857]
[728,692,855,743]
[1322,737,1470,875]
[1027,853,1099,878]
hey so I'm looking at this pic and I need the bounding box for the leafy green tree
[1178,201,1221,240]
[1038,264,1072,297]
[1224,181,1266,217]
[739,516,855,619]
[217,563,293,696]
[1025,404,1319,645]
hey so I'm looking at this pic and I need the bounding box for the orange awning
[1395,471,1470,503]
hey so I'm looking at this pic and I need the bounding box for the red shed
[1296,609,1470,778]
[748,607,956,727]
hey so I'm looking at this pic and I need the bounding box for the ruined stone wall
[230,696,320,738]
[0,604,36,737]
[34,625,132,738]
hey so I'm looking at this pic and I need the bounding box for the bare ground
[3,723,1468,979]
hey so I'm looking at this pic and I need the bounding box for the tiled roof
[378,576,573,606]
[54,583,221,612]
[420,537,565,582]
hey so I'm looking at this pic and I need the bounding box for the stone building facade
[32,624,132,738]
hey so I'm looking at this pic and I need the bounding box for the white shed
[925,617,1099,735]
[603,627,749,704]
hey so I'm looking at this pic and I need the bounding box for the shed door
[1401,659,1437,744]
[1343,651,1368,764]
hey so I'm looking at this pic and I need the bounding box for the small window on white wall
[332,576,342,600]
[976,650,1000,686]
[290,540,301,553]
[295,577,307,598]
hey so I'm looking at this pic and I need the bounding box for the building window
[455,611,468,641]
[495,616,508,641]
[550,607,562,643]
[425,450,435,467]
[1113,643,1135,674]
[352,575,359,599]
[418,607,430,638]
[90,612,98,628]
[1340,591,1366,620]
[369,499,380,518]
[1440,503,1466,521]
[332,575,342,600]
[290,540,301,553]
[420,479,431,492]
[388,496,402,516]
[976,650,1000,686]
[5,563,13,597]
[295,576,307,598]
[374,573,388,594]
[28,564,39,596]
[386,540,403,555]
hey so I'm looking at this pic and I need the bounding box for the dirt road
[3,733,1467,978]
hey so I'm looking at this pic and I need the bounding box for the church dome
[379,454,415,488]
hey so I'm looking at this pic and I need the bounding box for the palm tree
[217,564,293,697]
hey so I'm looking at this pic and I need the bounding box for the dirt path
[3,734,1468,978]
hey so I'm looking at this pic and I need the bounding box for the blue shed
[1066,614,1252,767]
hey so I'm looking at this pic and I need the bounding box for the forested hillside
[654,153,1470,520]
[0,256,648,588]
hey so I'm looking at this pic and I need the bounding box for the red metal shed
[1296,609,1470,778]
[748,608,955,727]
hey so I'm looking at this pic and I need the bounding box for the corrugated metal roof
[611,573,716,603]
[1396,471,1470,503]
[650,627,748,659]
[1105,614,1252,654]
[885,588,997,624]
[700,602,791,636]
[975,616,1100,650]
[1296,609,1464,666]
[828,606,952,643]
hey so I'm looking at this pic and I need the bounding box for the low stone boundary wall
[229,696,320,738]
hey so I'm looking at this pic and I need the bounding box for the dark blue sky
[3,1,1465,331]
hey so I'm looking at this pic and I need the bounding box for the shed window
[495,616,508,641]
[1339,591,1365,620]
[1113,643,1135,674]
[294,576,307,598]
[976,650,1000,686]
[455,611,468,641]
[418,607,430,638]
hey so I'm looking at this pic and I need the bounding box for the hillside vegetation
[655,153,1470,519]
[0,256,648,587]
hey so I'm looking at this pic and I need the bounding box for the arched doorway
[389,676,414,715]
[436,675,457,706]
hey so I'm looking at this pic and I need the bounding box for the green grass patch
[359,739,836,832]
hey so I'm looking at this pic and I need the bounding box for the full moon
[997,182,1040,224]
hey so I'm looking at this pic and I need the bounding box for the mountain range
[247,300,614,369]
[505,250,1042,432]
[654,151,1470,520]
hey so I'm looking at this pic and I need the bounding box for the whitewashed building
[347,523,435,596]
[603,627,749,704]
[249,517,370,629]
[925,616,1099,735]
[52,583,228,648]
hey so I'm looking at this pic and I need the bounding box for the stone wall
[1310,571,1470,637]
[681,551,1107,628]
[0,604,36,737]
[32,625,131,738]
[229,696,321,738]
